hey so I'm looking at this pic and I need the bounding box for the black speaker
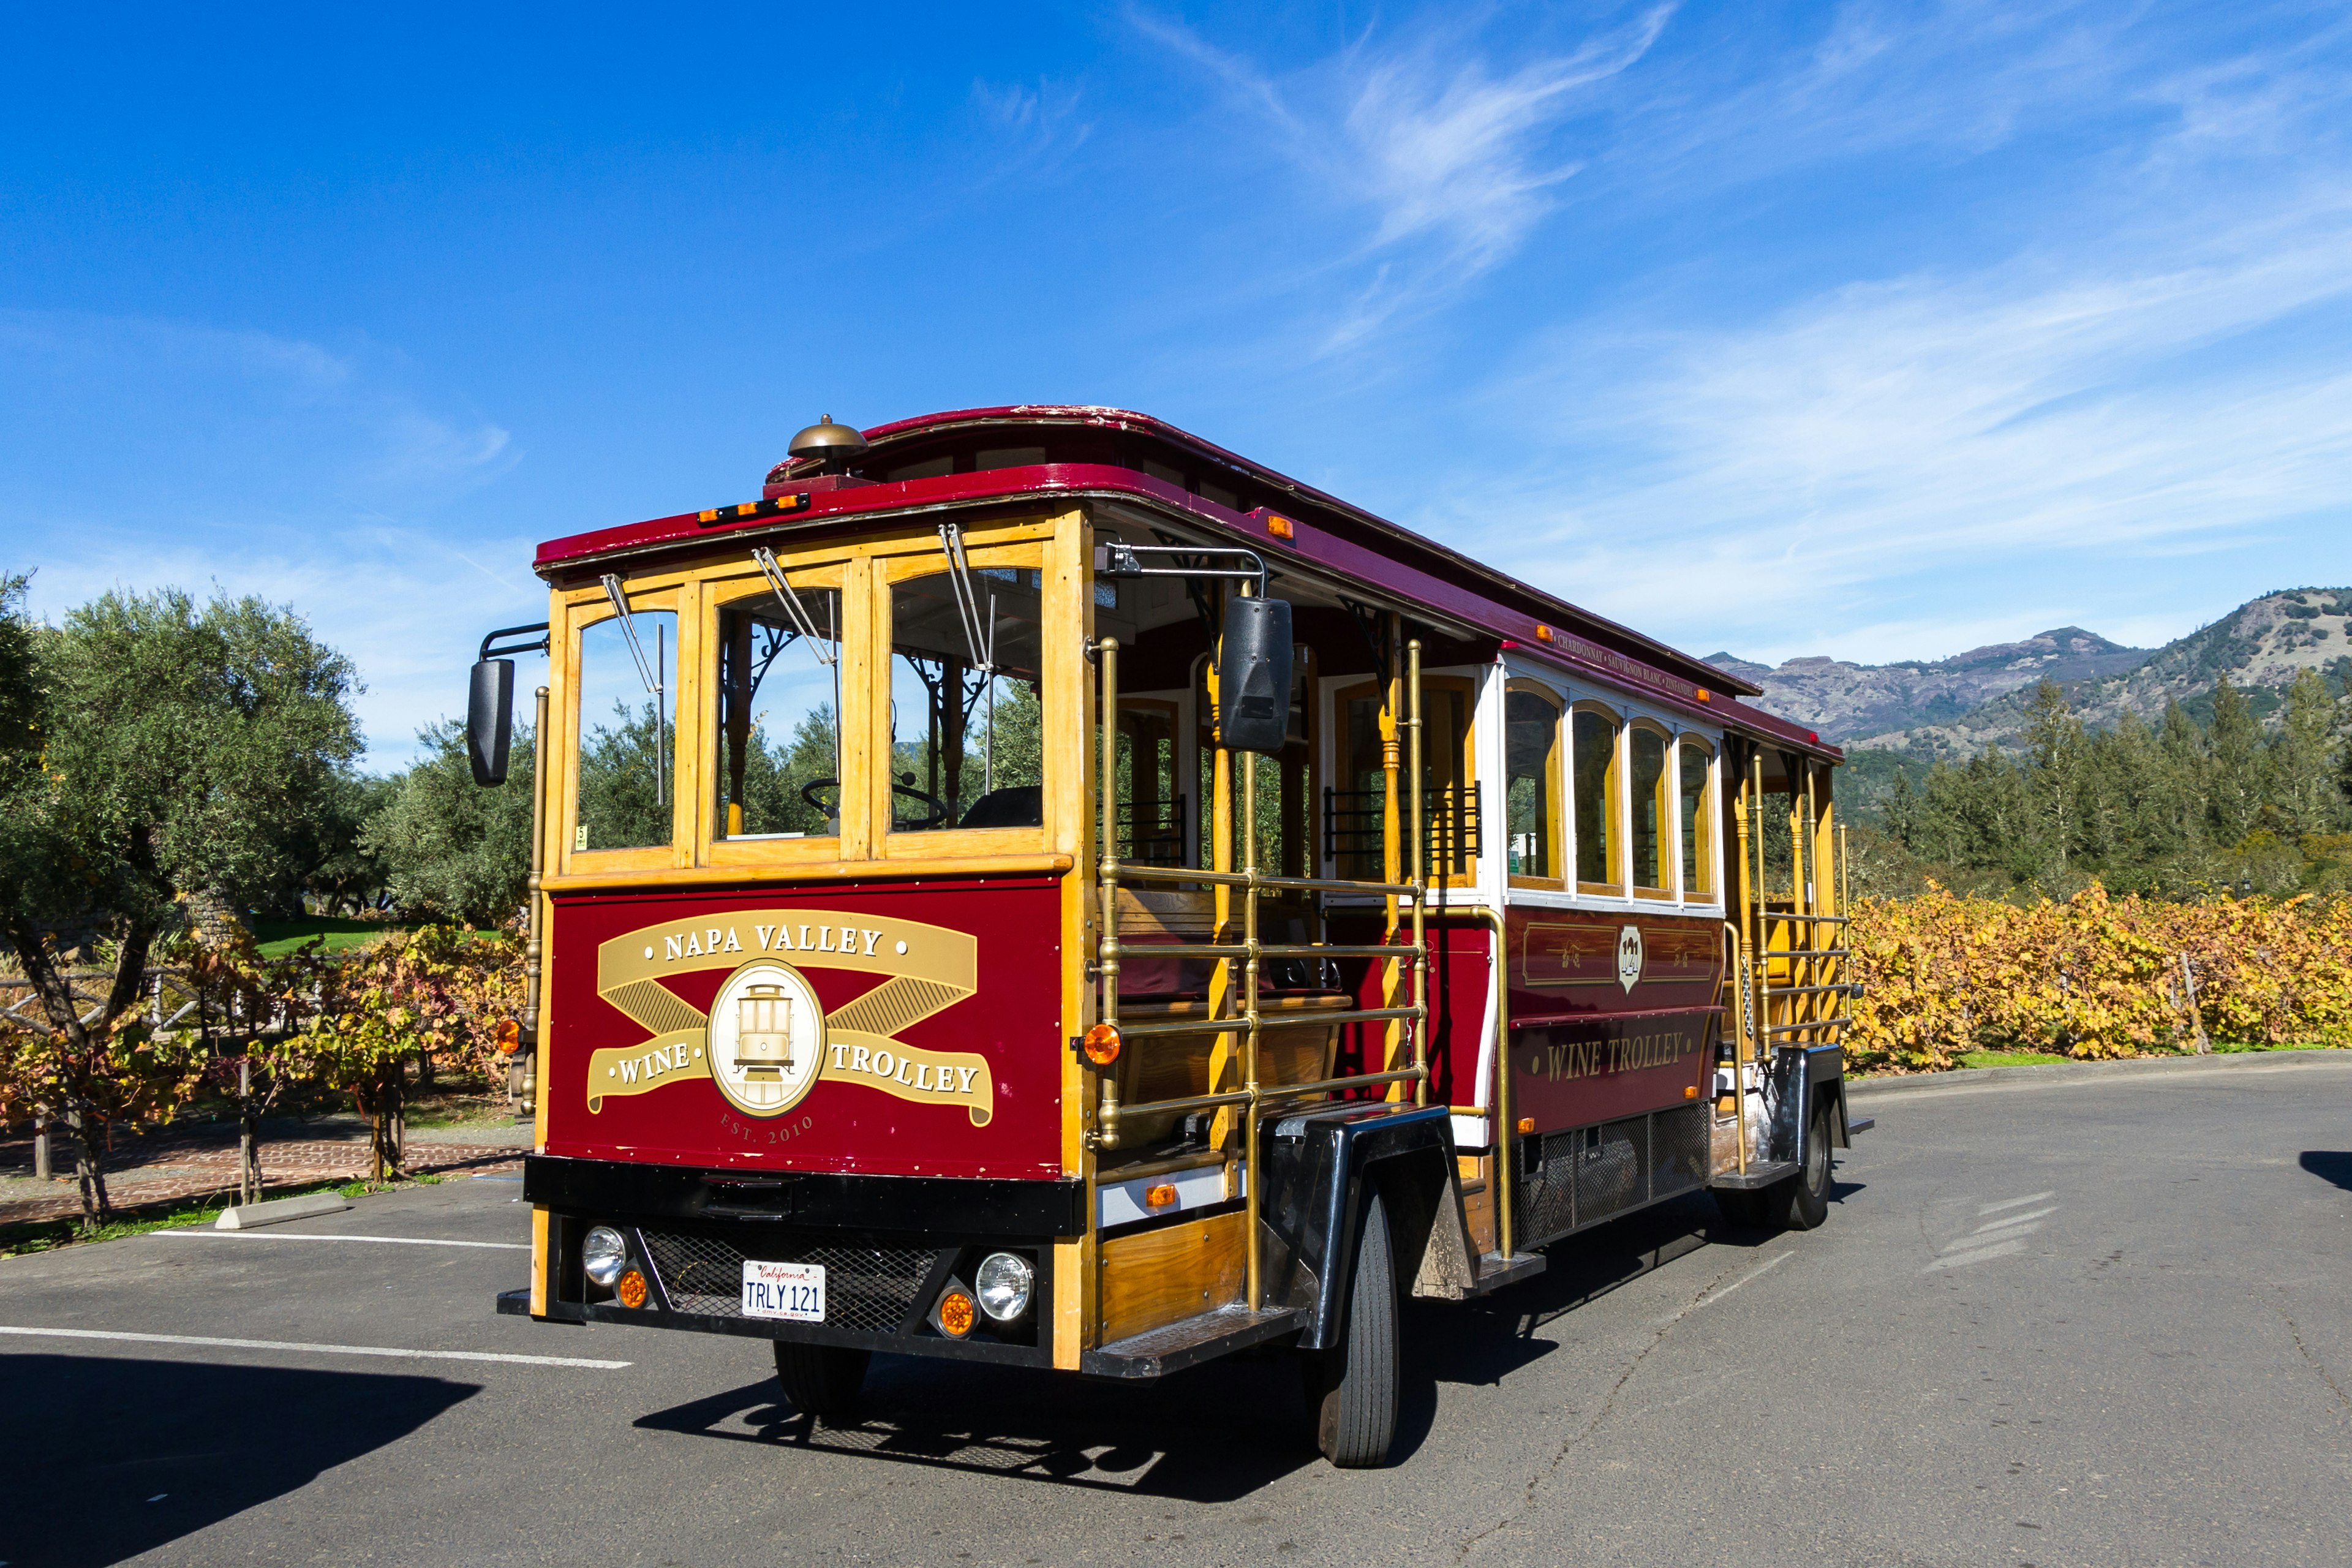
[1216,597,1293,756]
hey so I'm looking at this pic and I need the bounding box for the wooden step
[1080,1304,1308,1379]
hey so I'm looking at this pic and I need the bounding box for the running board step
[1711,1160,1799,1190]
[1082,1305,1308,1379]
[1846,1116,1875,1135]
[1466,1250,1545,1297]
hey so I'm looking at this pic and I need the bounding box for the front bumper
[516,1154,1080,1368]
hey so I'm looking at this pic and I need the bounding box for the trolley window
[1570,705,1621,893]
[1504,683,1562,886]
[886,557,1046,836]
[1630,722,1672,898]
[1679,734,1715,899]
[713,576,843,842]
[573,603,676,853]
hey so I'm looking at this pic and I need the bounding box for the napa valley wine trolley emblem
[586,912,993,1125]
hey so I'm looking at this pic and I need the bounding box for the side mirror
[1216,597,1294,755]
[468,658,515,786]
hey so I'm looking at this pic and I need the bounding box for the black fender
[1793,1044,1856,1153]
[1254,1102,1457,1352]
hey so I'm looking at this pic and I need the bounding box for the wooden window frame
[699,559,861,870]
[1676,732,1717,903]
[557,578,688,878]
[1628,719,1675,901]
[1567,701,1624,897]
[875,535,1059,862]
[1503,679,1565,891]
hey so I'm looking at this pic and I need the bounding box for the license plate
[742,1260,826,1322]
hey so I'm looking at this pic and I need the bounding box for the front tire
[774,1341,869,1420]
[1310,1190,1400,1468]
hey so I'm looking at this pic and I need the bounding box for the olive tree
[0,581,361,1225]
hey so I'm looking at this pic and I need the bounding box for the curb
[1849,1047,2352,1101]
[214,1191,354,1231]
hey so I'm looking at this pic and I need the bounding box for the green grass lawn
[1958,1049,2076,1069]
[249,914,410,957]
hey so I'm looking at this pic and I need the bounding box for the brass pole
[1800,761,1819,1038]
[1208,587,1236,1148]
[1725,922,1749,1179]
[1096,638,1123,1150]
[1471,905,1512,1261]
[1242,742,1262,1311]
[1407,639,1427,1107]
[1752,753,1770,1071]
[1379,615,1403,1089]
[525,685,549,1122]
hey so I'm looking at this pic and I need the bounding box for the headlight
[976,1251,1033,1321]
[584,1226,628,1287]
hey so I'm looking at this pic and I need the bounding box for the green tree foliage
[363,719,536,925]
[1874,677,2351,899]
[0,582,361,1226]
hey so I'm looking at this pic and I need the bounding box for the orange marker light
[937,1289,976,1338]
[1517,1117,1536,1135]
[617,1270,649,1310]
[1265,513,1295,540]
[1082,1022,1122,1065]
[1694,687,1711,703]
[494,1018,522,1055]
[1144,1183,1177,1208]
[1684,1084,1700,1099]
[1534,625,1554,643]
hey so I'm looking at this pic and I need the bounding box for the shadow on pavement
[635,1349,1320,1499]
[2299,1151,2352,1191]
[638,1172,1868,1483]
[0,1354,475,1567]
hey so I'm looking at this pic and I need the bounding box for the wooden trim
[542,852,1074,894]
[1627,718,1673,895]
[874,537,1054,857]
[1098,1209,1246,1343]
[1502,677,1564,889]
[1567,701,1623,894]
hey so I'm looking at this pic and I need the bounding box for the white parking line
[0,1325,628,1370]
[1923,1239,2026,1273]
[1690,1250,1792,1311]
[157,1230,528,1251]
[1980,1191,2056,1215]
[1971,1207,2057,1235]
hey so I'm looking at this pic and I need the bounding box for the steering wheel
[798,778,842,813]
[891,776,953,831]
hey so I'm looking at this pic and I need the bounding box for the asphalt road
[5,1049,2350,1568]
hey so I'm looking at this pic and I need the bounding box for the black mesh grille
[1514,1104,1708,1248]
[639,1229,943,1335]
[1649,1102,1708,1200]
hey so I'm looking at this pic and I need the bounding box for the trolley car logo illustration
[1616,924,1643,992]
[585,913,992,1125]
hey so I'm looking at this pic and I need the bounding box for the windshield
[716,586,842,840]
[888,566,1044,832]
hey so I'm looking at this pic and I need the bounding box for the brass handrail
[1093,623,1430,1315]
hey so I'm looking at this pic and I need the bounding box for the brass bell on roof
[788,415,868,467]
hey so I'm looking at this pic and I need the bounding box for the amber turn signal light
[937,1289,976,1338]
[1534,624,1555,643]
[617,1269,649,1310]
[1684,1084,1699,1099]
[1517,1117,1535,1134]
[1144,1183,1177,1208]
[1265,512,1295,540]
[1082,1023,1121,1065]
[494,1018,522,1055]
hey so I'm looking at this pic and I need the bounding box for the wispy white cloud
[1132,5,1673,347]
[1456,177,2352,663]
[1,311,530,765]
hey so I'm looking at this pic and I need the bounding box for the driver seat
[959,785,1043,830]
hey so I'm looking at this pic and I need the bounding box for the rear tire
[774,1341,869,1420]
[1312,1190,1399,1468]
[1714,1097,1834,1232]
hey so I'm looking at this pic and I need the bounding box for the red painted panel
[1502,907,1723,1127]
[544,879,1066,1180]
[1509,1009,1716,1129]
[1325,917,1493,1108]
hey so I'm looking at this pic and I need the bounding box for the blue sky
[6,2,2349,766]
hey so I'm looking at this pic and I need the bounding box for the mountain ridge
[1714,588,2352,752]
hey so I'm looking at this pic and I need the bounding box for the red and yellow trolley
[472,406,1866,1466]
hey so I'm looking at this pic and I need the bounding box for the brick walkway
[0,1118,527,1227]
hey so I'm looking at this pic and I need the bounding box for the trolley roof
[533,405,1838,760]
